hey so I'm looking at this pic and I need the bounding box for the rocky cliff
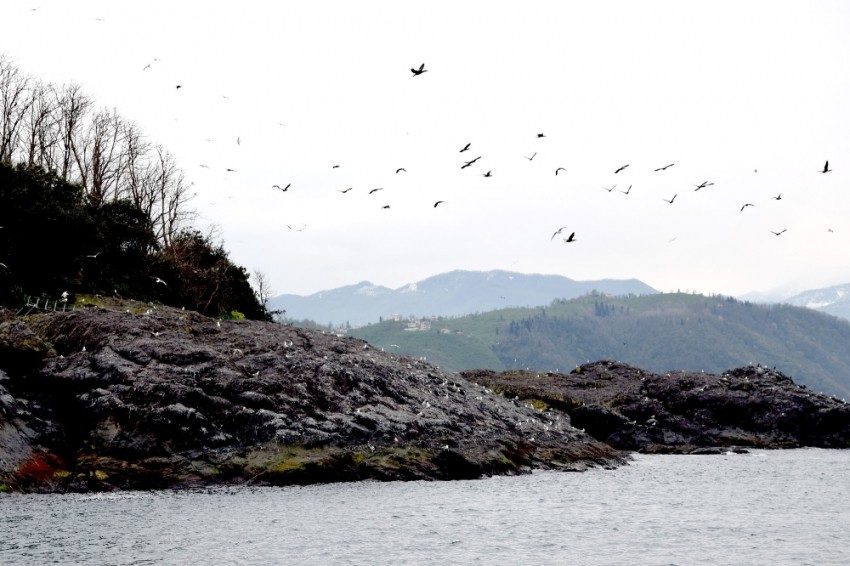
[0,304,620,492]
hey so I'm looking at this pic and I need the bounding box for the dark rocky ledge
[463,360,850,454]
[0,305,621,492]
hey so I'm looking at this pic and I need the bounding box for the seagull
[620,185,633,195]
[654,163,674,171]
[273,183,291,192]
[434,201,446,207]
[461,156,481,169]
[199,164,210,168]
[396,167,406,174]
[555,167,566,175]
[225,168,237,172]
[142,63,151,71]
[614,164,629,174]
[237,137,241,145]
[382,205,391,209]
[551,226,568,240]
[663,194,677,204]
[338,187,353,193]
[772,193,783,200]
[287,224,307,231]
[175,85,182,89]
[537,133,546,138]
[821,160,832,174]
[332,164,340,168]
[602,185,617,192]
[563,232,576,243]
[770,229,787,236]
[369,187,384,194]
[153,277,167,286]
[693,181,714,191]
[411,63,427,76]
[86,251,102,258]
[525,152,537,161]
[460,143,471,152]
[482,170,492,177]
[740,203,755,211]
[0,262,7,270]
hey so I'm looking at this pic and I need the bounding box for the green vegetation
[350,292,850,399]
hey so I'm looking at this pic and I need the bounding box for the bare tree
[0,55,34,163]
[78,107,125,204]
[151,145,195,248]
[21,80,60,168]
[55,82,93,182]
[251,269,274,310]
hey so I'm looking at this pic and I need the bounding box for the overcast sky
[4,1,850,299]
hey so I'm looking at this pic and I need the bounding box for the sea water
[2,448,848,565]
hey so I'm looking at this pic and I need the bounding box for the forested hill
[349,293,850,400]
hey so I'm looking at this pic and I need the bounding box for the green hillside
[349,292,850,400]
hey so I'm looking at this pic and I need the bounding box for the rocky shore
[0,304,620,493]
[464,361,850,454]
[2,304,848,493]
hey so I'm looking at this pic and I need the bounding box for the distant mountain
[349,293,850,400]
[784,283,850,321]
[268,270,657,326]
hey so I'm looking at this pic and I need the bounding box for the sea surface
[2,448,848,565]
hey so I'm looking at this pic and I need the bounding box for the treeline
[0,56,269,320]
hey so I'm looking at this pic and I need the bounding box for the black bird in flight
[563,232,576,243]
[461,156,481,169]
[663,194,677,204]
[555,167,566,175]
[396,167,406,174]
[770,229,787,236]
[821,160,832,173]
[175,85,182,89]
[460,143,471,152]
[602,185,617,193]
[614,164,629,174]
[525,152,537,161]
[654,163,675,172]
[621,185,632,195]
[482,171,492,178]
[411,63,427,76]
[332,164,340,168]
[434,201,446,208]
[273,183,291,192]
[551,226,568,240]
[772,193,783,200]
[369,187,384,194]
[740,203,755,211]
[225,168,237,172]
[537,133,546,138]
[693,181,714,191]
[382,205,391,209]
[338,187,353,194]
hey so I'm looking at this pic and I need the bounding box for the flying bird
[563,232,576,243]
[482,171,492,178]
[614,164,629,174]
[555,167,566,175]
[369,187,384,194]
[86,251,102,259]
[740,203,755,211]
[332,164,340,168]
[434,201,446,208]
[225,168,236,172]
[602,185,617,193]
[770,229,787,236]
[525,152,537,161]
[0,262,7,270]
[621,185,633,195]
[153,277,167,286]
[461,156,481,169]
[693,181,714,191]
[460,143,471,152]
[772,193,782,200]
[654,163,675,171]
[551,226,568,240]
[663,194,677,204]
[142,63,151,71]
[537,133,546,138]
[273,183,291,192]
[822,160,832,173]
[175,85,182,89]
[382,205,391,209]
[396,167,406,174]
[411,63,427,76]
[338,187,353,193]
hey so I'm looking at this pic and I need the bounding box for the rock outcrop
[464,360,850,453]
[0,305,620,492]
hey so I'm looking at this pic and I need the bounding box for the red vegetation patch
[16,451,66,483]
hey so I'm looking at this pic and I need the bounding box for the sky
[4,1,850,299]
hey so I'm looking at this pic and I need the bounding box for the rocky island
[1,303,848,493]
